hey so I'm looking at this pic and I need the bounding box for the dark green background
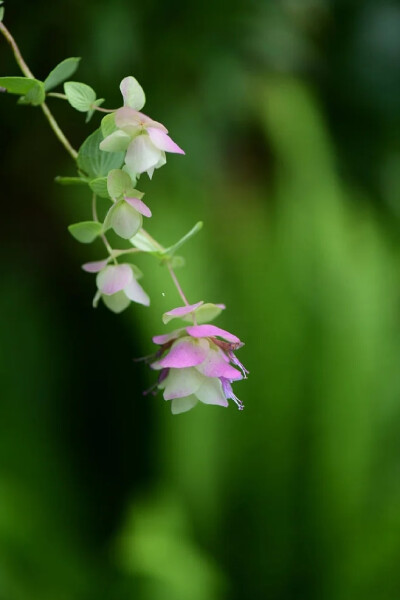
[2,1,400,598]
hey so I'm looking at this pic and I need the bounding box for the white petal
[96,264,133,295]
[120,76,146,111]
[105,201,142,239]
[100,130,131,152]
[125,135,162,175]
[171,396,199,414]
[163,367,204,400]
[195,377,229,407]
[124,279,150,306]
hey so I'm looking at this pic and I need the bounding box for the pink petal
[186,324,241,344]
[152,328,186,345]
[159,337,209,369]
[147,128,185,154]
[164,301,204,319]
[196,348,242,380]
[96,264,133,295]
[82,259,109,273]
[124,197,152,217]
[115,106,143,129]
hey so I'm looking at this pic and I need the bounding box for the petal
[102,290,131,313]
[120,76,146,111]
[195,377,229,407]
[124,278,150,306]
[152,328,186,345]
[171,396,199,415]
[186,303,226,324]
[96,264,133,295]
[147,152,166,179]
[124,197,152,217]
[159,337,209,369]
[163,367,204,400]
[82,259,109,273]
[107,168,133,199]
[125,135,162,175]
[105,201,142,239]
[100,130,131,152]
[147,127,185,154]
[116,107,167,133]
[186,324,241,345]
[196,348,242,380]
[163,301,204,324]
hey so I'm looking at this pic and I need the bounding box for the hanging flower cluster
[0,10,248,414]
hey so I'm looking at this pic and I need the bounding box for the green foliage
[44,57,81,92]
[0,76,45,104]
[55,176,88,186]
[68,221,102,243]
[130,230,162,254]
[163,221,203,257]
[77,128,124,178]
[64,81,96,112]
[101,112,117,138]
[89,177,110,198]
[0,2,4,21]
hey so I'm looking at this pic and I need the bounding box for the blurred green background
[2,0,400,598]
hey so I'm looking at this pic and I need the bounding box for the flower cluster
[0,15,250,416]
[148,302,248,414]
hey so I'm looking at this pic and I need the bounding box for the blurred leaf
[44,57,81,91]
[101,112,117,138]
[163,221,203,257]
[85,98,104,123]
[0,3,4,21]
[0,76,44,106]
[55,176,88,186]
[130,230,162,254]
[68,221,102,243]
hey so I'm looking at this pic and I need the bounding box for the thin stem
[92,194,117,264]
[0,21,33,78]
[47,92,67,100]
[92,105,117,114]
[112,247,141,258]
[0,21,78,161]
[167,262,190,307]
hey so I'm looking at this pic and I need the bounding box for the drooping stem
[0,21,78,160]
[167,262,190,307]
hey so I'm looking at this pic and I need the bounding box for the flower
[82,261,150,313]
[104,169,152,239]
[149,302,248,414]
[99,76,185,180]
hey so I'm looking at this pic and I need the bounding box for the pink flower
[99,77,185,180]
[82,261,150,313]
[149,303,248,414]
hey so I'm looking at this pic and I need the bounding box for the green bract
[89,177,109,198]
[44,57,81,91]
[101,113,117,138]
[77,128,124,179]
[64,81,96,112]
[68,221,103,243]
[163,221,203,256]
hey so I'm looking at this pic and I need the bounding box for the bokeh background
[2,0,400,598]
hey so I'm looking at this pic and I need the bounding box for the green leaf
[68,221,103,243]
[101,112,117,138]
[130,230,162,254]
[17,81,45,106]
[0,3,5,21]
[44,57,81,91]
[86,98,104,123]
[0,76,42,97]
[55,176,88,186]
[64,81,96,112]
[89,177,110,198]
[77,128,125,178]
[163,222,203,256]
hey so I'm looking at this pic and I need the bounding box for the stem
[92,105,116,114]
[0,21,78,160]
[167,262,190,307]
[92,194,117,264]
[47,92,67,100]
